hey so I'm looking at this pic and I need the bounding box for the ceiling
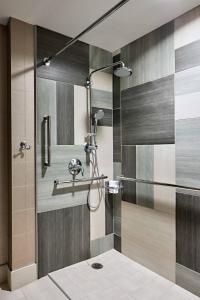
[0,0,200,52]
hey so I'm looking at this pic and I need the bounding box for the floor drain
[91,263,103,270]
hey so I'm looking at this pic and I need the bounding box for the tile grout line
[47,274,72,300]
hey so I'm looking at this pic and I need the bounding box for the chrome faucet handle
[68,159,84,177]
[19,141,31,151]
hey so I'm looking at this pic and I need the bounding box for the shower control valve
[68,159,84,177]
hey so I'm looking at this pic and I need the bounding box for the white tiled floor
[49,250,199,300]
[1,250,199,300]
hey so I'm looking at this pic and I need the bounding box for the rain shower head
[114,66,132,78]
[94,109,105,121]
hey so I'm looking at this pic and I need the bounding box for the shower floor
[1,250,199,300]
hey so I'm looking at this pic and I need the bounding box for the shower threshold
[1,250,199,300]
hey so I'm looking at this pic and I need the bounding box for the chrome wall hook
[19,141,31,151]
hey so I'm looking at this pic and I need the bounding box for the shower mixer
[68,159,84,179]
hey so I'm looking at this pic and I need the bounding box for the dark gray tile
[176,39,200,73]
[90,234,114,257]
[105,193,113,235]
[89,45,112,73]
[176,263,200,297]
[113,54,121,109]
[92,107,112,127]
[176,118,200,188]
[122,75,175,145]
[176,192,200,273]
[91,89,112,109]
[38,204,90,278]
[37,26,89,86]
[121,21,174,90]
[113,109,121,162]
[114,235,121,252]
[122,181,136,204]
[122,146,136,178]
[56,81,74,145]
[113,193,121,237]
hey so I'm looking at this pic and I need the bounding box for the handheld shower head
[93,109,105,142]
[94,109,105,121]
[114,66,132,78]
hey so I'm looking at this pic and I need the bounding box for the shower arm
[86,61,125,87]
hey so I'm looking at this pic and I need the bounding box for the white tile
[154,144,175,184]
[0,290,26,300]
[21,276,67,300]
[121,201,176,282]
[175,92,200,120]
[90,69,112,92]
[90,188,105,240]
[161,284,200,300]
[133,276,173,300]
[49,250,198,300]
[90,126,113,240]
[154,186,176,215]
[95,126,113,180]
[175,6,200,50]
[74,85,87,145]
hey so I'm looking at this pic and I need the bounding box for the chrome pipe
[118,176,200,192]
[87,61,125,83]
[43,0,130,65]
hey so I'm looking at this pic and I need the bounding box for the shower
[86,60,132,211]
[85,60,132,152]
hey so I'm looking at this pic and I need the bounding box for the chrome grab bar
[44,115,51,167]
[54,175,108,188]
[117,176,200,192]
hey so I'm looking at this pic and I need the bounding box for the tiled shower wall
[8,18,36,275]
[36,27,113,277]
[113,5,200,296]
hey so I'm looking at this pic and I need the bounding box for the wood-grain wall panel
[176,192,200,273]
[121,21,174,90]
[37,27,89,86]
[38,205,90,278]
[121,75,175,145]
[56,82,74,145]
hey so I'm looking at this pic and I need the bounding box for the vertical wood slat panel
[38,205,90,278]
[56,81,74,145]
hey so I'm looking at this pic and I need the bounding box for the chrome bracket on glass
[105,180,123,194]
[43,115,51,167]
